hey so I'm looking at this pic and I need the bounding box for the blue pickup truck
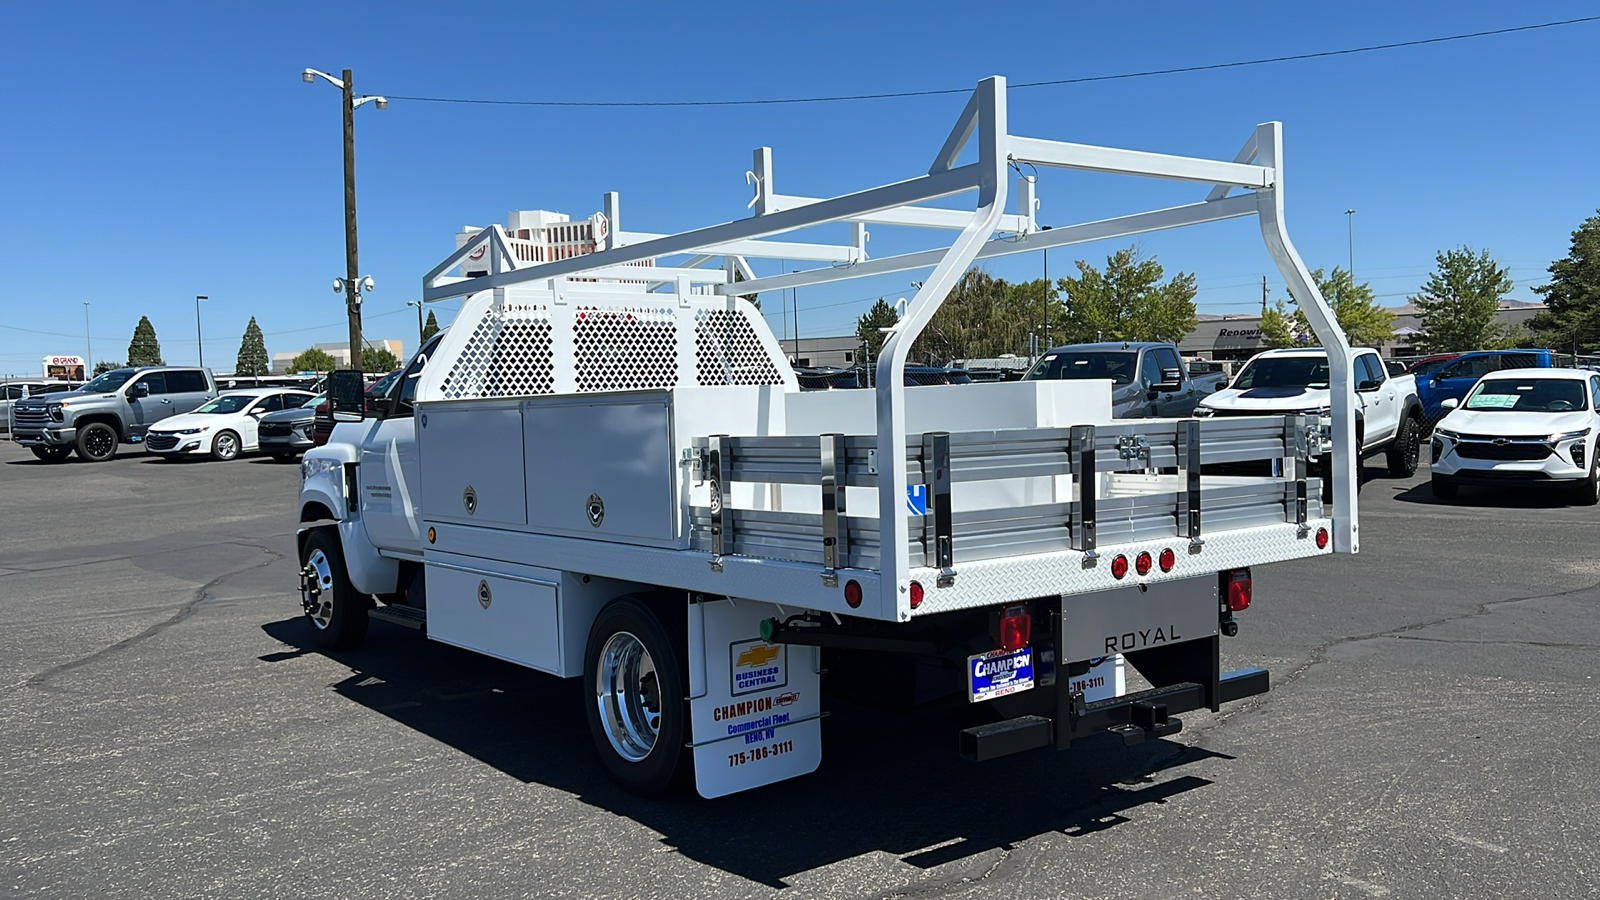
[1416,349,1562,418]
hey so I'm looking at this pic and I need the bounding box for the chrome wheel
[213,431,239,460]
[594,631,662,762]
[302,548,335,630]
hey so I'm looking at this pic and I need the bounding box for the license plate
[967,647,1035,703]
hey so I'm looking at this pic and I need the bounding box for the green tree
[1284,267,1393,348]
[234,317,270,375]
[362,346,400,371]
[855,298,899,362]
[1259,300,1301,349]
[420,310,441,343]
[908,270,1061,364]
[92,360,120,376]
[1530,210,1600,354]
[126,316,164,366]
[1055,247,1197,344]
[1409,247,1515,352]
[289,347,338,372]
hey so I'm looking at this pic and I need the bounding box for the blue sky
[2,2,1597,375]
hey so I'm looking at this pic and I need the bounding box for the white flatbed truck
[294,76,1361,798]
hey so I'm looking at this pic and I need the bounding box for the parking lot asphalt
[2,441,1597,899]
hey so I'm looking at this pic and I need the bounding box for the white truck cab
[294,76,1362,799]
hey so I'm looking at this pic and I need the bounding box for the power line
[383,16,1599,109]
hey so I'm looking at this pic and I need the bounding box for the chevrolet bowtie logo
[735,644,781,669]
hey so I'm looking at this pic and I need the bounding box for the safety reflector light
[1110,554,1129,579]
[1315,527,1330,550]
[844,579,863,608]
[1135,551,1153,576]
[1158,548,1175,572]
[909,581,924,609]
[427,526,436,544]
[1224,568,1252,612]
[998,604,1031,651]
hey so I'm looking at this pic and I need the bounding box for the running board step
[369,604,426,630]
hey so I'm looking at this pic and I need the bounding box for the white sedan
[145,388,317,461]
[1430,368,1600,504]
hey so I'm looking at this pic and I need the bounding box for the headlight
[1193,406,1215,417]
[173,427,206,435]
[1552,428,1591,442]
[1305,406,1332,418]
[47,403,64,421]
[300,456,343,485]
[1435,428,1460,441]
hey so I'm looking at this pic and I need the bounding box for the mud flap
[689,597,822,799]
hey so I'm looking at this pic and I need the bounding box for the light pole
[406,299,424,348]
[1345,209,1356,281]
[83,302,91,378]
[332,276,375,368]
[303,67,386,370]
[195,295,208,368]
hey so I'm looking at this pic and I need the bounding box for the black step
[369,604,426,630]
[959,715,1052,762]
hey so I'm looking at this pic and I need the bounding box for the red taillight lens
[1225,568,1252,612]
[1135,551,1153,576]
[844,579,863,608]
[1315,527,1330,550]
[1158,548,1175,572]
[998,604,1031,651]
[1110,554,1129,579]
[908,581,924,609]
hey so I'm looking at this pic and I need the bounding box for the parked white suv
[1430,368,1600,504]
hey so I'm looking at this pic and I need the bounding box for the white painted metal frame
[419,75,1359,621]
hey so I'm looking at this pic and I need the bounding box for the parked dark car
[257,393,324,461]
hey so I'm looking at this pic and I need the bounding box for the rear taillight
[1135,551,1153,576]
[1315,527,1330,550]
[1158,548,1176,572]
[1110,554,1129,579]
[998,604,1031,651]
[1223,568,1252,612]
[908,581,924,609]
[844,579,863,608]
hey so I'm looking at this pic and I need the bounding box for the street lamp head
[360,276,375,293]
[302,69,316,84]
[332,278,344,294]
[375,97,388,110]
[196,295,208,301]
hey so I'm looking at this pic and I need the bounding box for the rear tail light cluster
[998,604,1031,651]
[1224,568,1253,612]
[1110,547,1180,580]
[908,581,924,609]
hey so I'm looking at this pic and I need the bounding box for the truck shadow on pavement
[261,618,1229,887]
[1392,481,1576,509]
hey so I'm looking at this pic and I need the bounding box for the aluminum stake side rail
[295,75,1357,799]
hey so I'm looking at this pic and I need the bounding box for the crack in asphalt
[9,542,285,695]
[872,847,1014,900]
[1189,575,1600,737]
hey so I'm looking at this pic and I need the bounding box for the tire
[74,421,118,462]
[583,596,690,796]
[300,527,369,651]
[1385,416,1421,478]
[210,429,241,461]
[1431,474,1458,501]
[1572,460,1599,507]
[30,446,71,463]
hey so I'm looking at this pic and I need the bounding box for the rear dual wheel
[583,597,690,796]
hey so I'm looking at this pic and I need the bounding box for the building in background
[1178,300,1547,361]
[43,355,85,379]
[271,339,406,374]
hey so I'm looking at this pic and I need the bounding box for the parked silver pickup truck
[1023,341,1228,418]
[11,365,217,462]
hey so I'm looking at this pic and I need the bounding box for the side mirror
[1357,379,1380,392]
[1440,398,1460,411]
[326,369,367,424]
[128,383,150,399]
[1153,368,1184,392]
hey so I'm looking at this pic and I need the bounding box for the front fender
[298,444,358,522]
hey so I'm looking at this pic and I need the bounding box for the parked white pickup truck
[293,76,1363,798]
[1196,347,1424,479]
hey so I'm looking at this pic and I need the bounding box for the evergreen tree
[1409,247,1515,352]
[126,316,164,366]
[1530,210,1600,354]
[93,360,120,376]
[234,317,270,375]
[289,347,338,372]
[1055,247,1198,345]
[420,310,441,343]
[854,299,900,361]
[362,346,400,371]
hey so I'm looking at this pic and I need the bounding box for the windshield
[300,393,326,409]
[80,369,135,393]
[1233,356,1329,390]
[1463,378,1586,413]
[1025,352,1138,385]
[194,395,256,415]
[1408,357,1454,378]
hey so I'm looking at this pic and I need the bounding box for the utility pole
[195,295,208,368]
[407,299,424,347]
[83,302,92,377]
[1261,276,1268,316]
[342,69,363,371]
[1345,209,1356,282]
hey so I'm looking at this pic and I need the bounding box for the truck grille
[145,433,181,451]
[1456,441,1551,461]
[12,408,49,430]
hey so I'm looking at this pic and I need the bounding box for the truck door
[164,369,216,415]
[127,372,169,433]
[357,338,440,552]
[1149,346,1198,417]
[1428,354,1495,411]
[1355,353,1398,444]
